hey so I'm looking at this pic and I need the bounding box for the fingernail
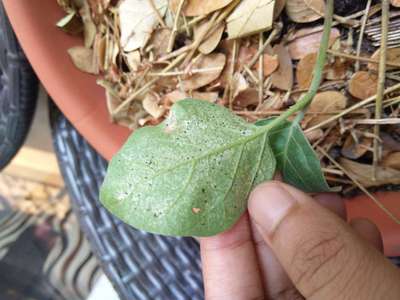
[248,182,297,237]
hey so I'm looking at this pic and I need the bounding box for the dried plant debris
[58,0,400,195]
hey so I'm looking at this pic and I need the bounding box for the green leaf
[256,118,330,193]
[101,99,276,237]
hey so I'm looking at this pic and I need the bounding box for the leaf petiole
[256,0,334,133]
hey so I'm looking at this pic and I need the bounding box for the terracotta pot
[4,0,400,256]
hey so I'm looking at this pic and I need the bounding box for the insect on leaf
[101,99,276,237]
[256,118,330,193]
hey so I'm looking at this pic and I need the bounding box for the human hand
[200,181,400,299]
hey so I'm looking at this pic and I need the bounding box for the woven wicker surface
[49,104,204,300]
[0,2,38,170]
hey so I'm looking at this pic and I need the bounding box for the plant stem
[147,0,166,27]
[355,0,372,71]
[261,0,334,132]
[258,32,264,107]
[247,26,280,69]
[373,0,389,179]
[327,50,400,68]
[167,0,185,53]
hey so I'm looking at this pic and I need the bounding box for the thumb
[248,181,400,299]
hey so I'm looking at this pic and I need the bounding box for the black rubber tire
[0,2,38,170]
[49,102,204,300]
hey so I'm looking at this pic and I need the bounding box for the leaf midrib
[128,125,270,191]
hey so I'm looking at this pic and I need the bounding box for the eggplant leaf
[256,118,330,192]
[101,99,276,237]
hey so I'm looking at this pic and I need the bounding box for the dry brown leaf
[152,67,179,90]
[274,0,286,19]
[382,132,400,153]
[340,158,400,187]
[256,92,285,111]
[109,39,120,68]
[226,0,275,39]
[368,47,400,71]
[194,20,225,55]
[163,90,187,104]
[80,1,96,48]
[237,45,257,65]
[94,34,107,72]
[325,58,348,80]
[143,93,165,118]
[306,91,347,128]
[138,115,162,127]
[259,54,279,77]
[288,27,340,60]
[181,53,226,91]
[124,51,141,72]
[68,46,98,74]
[105,90,121,115]
[233,88,259,108]
[286,0,324,23]
[57,0,76,12]
[170,0,234,16]
[164,90,219,104]
[296,52,318,89]
[219,41,257,85]
[231,72,249,98]
[148,28,172,58]
[191,92,220,102]
[383,152,400,170]
[391,0,400,7]
[271,44,293,91]
[348,71,378,100]
[119,0,168,52]
[304,129,323,143]
[341,134,372,160]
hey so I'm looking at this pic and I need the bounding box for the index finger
[200,213,265,299]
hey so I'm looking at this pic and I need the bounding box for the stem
[355,0,372,72]
[182,11,219,65]
[258,32,264,107]
[327,50,400,68]
[261,0,334,132]
[147,0,166,27]
[167,0,185,53]
[247,26,280,69]
[373,0,389,178]
[228,40,238,109]
[182,0,240,66]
